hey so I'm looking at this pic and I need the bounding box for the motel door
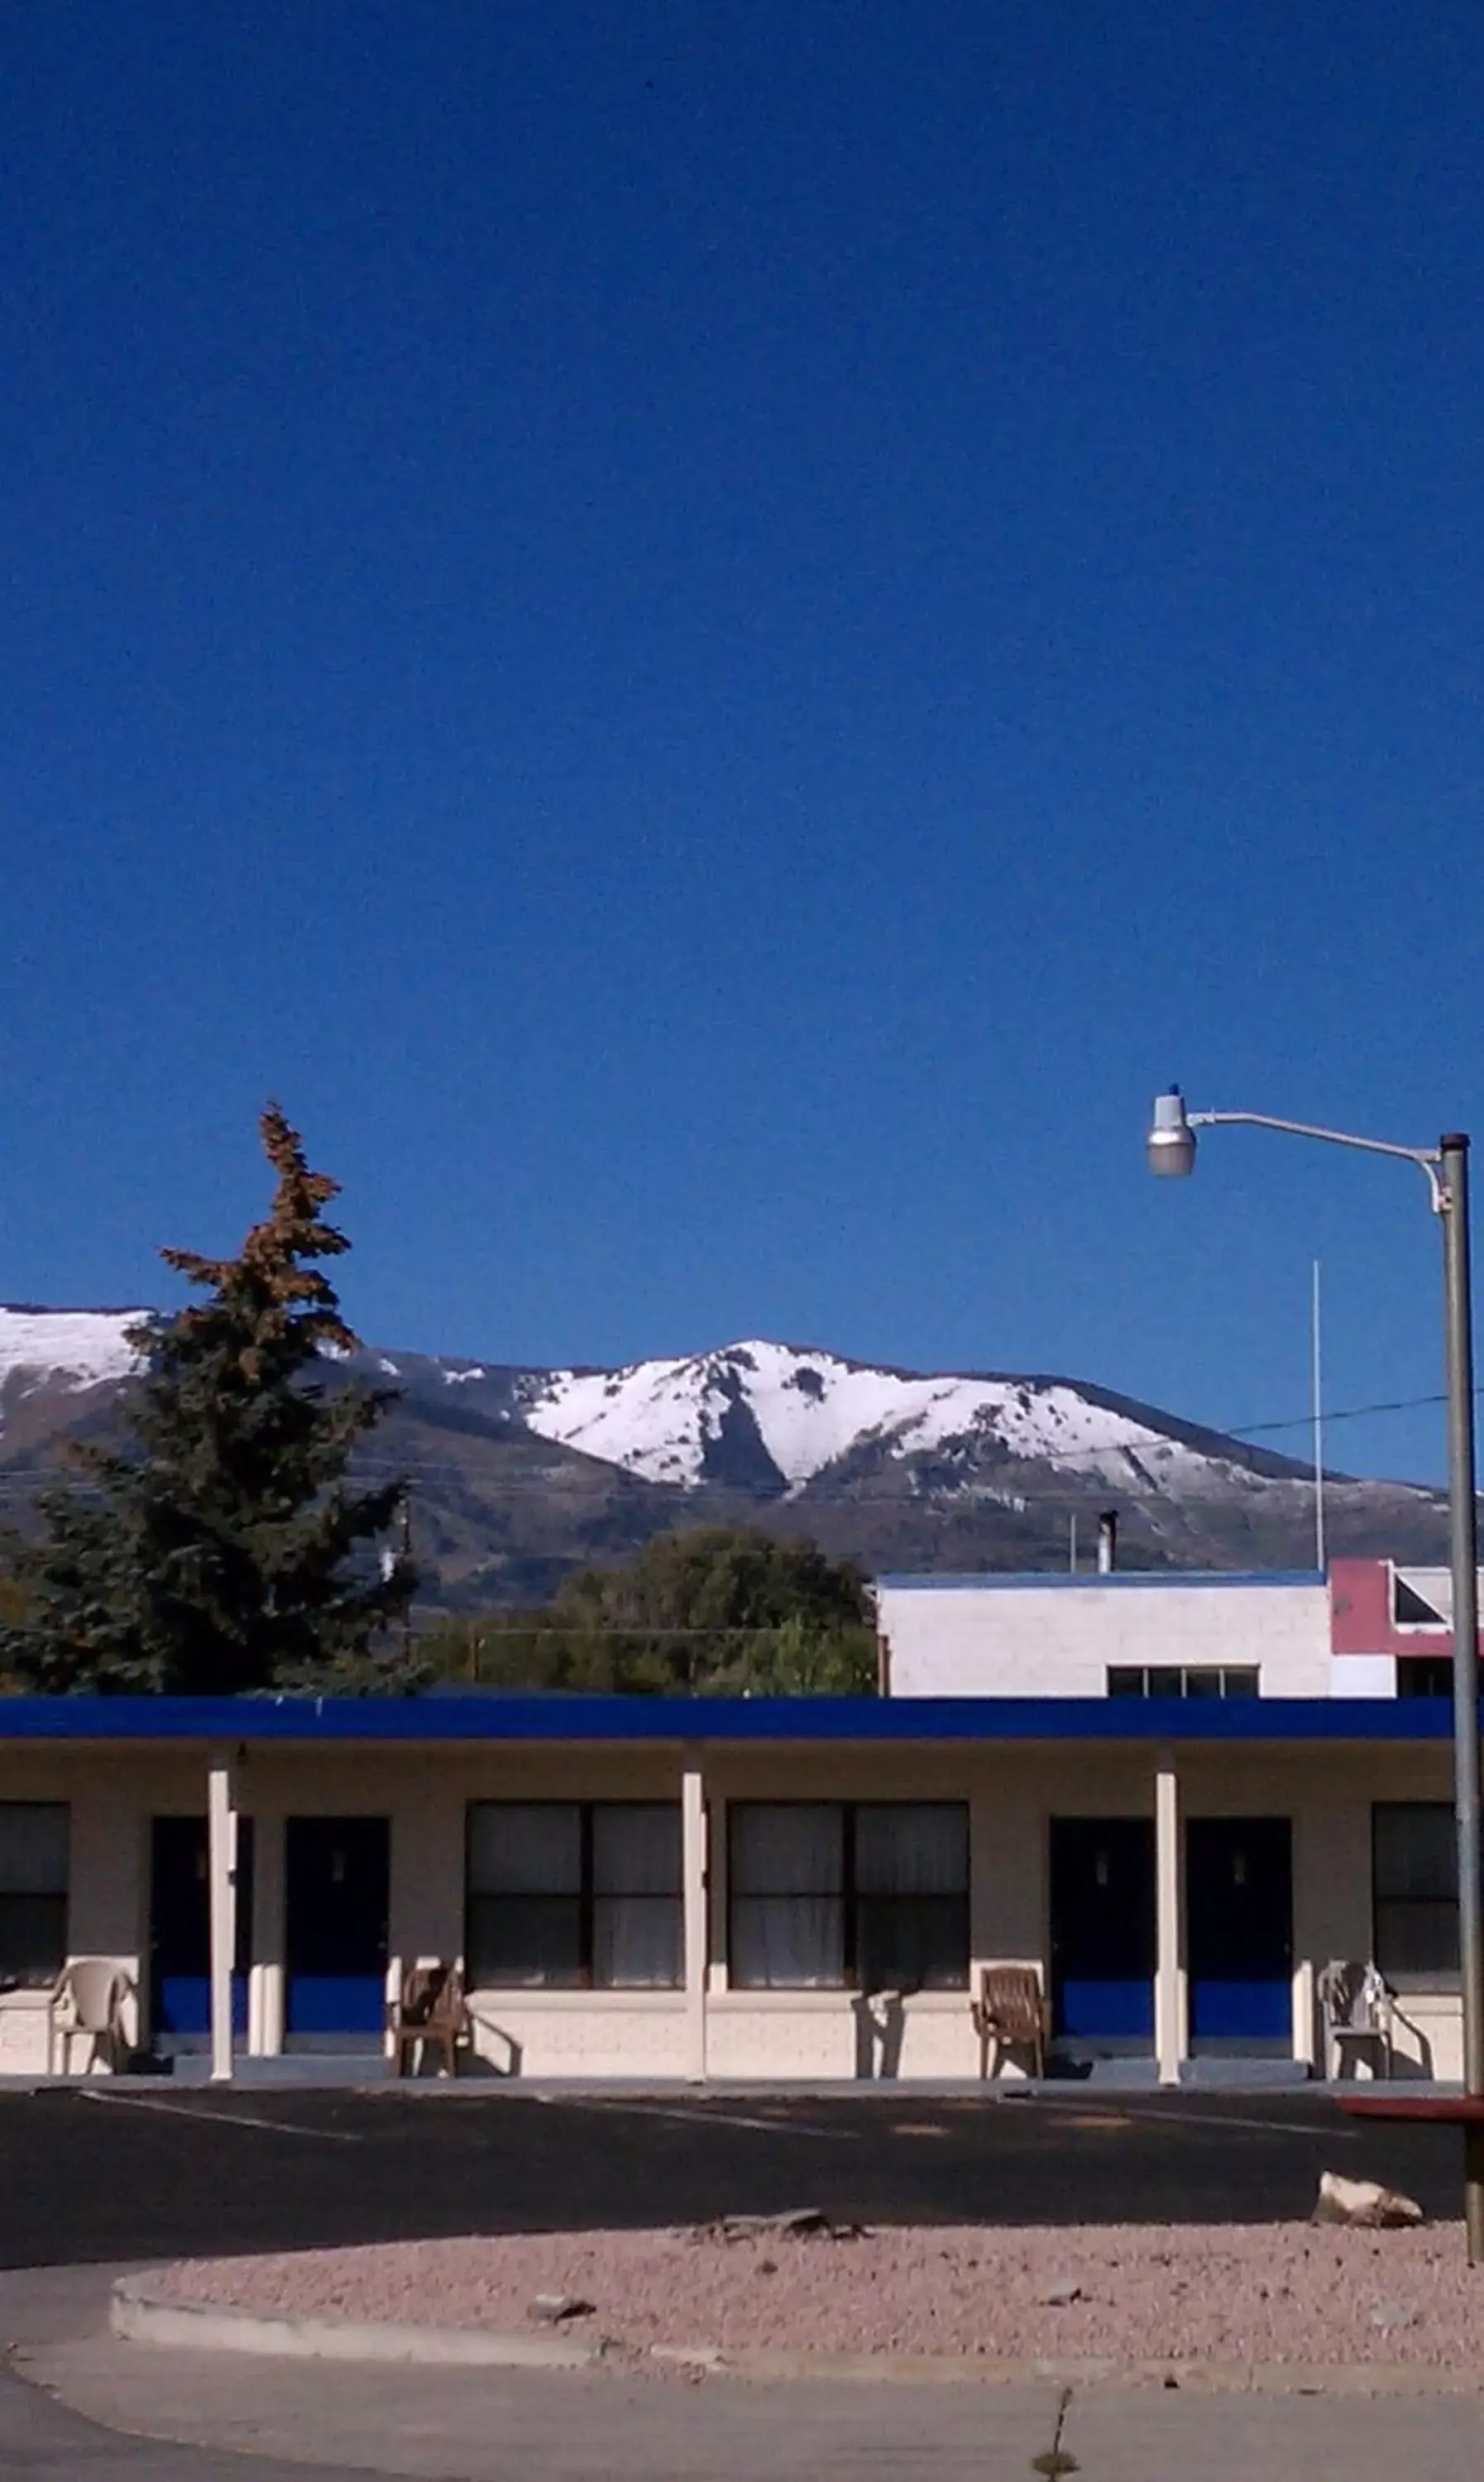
[149,1814,255,2042]
[1185,1818,1293,2048]
[1049,1817,1156,2045]
[285,1816,390,2039]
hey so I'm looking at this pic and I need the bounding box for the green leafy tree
[0,1106,415,1694]
[432,1526,878,1696]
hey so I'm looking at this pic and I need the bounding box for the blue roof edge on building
[874,1570,1327,1591]
[0,1694,1454,1742]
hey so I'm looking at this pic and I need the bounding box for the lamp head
[1147,1085,1196,1178]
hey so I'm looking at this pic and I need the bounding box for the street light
[1147,1086,1484,2257]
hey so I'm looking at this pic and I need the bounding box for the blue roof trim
[0,1694,1453,1744]
[874,1570,1325,1592]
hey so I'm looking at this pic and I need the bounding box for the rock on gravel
[1314,2172,1424,2229]
[156,2221,1484,2369]
[705,2209,865,2243]
[529,2293,596,2325]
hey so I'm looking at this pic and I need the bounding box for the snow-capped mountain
[517,1339,1215,1496]
[0,1306,1448,1603]
[0,1306,146,1415]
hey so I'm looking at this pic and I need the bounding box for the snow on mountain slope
[0,1306,144,1402]
[519,1340,1195,1493]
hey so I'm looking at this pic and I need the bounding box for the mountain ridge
[0,1305,1448,1608]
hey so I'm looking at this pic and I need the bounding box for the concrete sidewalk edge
[110,2276,596,2369]
[113,2278,1484,2395]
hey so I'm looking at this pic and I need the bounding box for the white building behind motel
[874,1558,1472,1702]
[0,1667,1469,2087]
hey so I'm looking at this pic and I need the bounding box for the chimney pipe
[1097,1510,1118,1575]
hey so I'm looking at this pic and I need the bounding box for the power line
[1228,1391,1452,1440]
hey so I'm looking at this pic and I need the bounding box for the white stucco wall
[1331,1655,1397,1697]
[878,1578,1331,1699]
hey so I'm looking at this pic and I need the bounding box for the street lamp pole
[1148,1090,1484,2259]
[1440,1138,1484,2159]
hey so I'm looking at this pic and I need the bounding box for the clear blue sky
[4,3,1482,1484]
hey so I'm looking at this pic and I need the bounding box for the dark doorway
[149,1814,255,2042]
[1049,1816,1156,2045]
[285,1816,390,2040]
[1186,1817,1293,2048]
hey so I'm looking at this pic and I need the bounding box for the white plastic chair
[50,1960,131,2075]
[1317,1959,1394,2081]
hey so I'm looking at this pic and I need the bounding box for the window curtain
[468,1804,581,1895]
[467,1804,582,1988]
[854,1804,969,1993]
[1374,1802,1458,1979]
[854,1805,966,1895]
[592,1804,682,1988]
[0,1806,68,1988]
[730,1804,845,1987]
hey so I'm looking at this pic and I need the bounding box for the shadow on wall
[1381,2005,1436,2082]
[464,2016,523,2077]
[852,1991,905,2080]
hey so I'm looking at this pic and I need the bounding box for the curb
[110,2277,597,2369]
[668,2348,1484,2396]
[112,2281,1484,2394]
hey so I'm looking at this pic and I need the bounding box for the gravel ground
[160,2221,1484,2367]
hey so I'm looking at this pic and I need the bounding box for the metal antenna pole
[1320,1261,1330,1569]
[1441,1135,1484,2260]
[1312,1258,1326,1574]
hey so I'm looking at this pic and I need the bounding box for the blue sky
[3,2,1482,1484]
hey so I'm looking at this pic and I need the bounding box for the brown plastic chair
[971,1963,1049,2081]
[388,1962,470,2078]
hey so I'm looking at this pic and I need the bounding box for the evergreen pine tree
[0,1107,415,1694]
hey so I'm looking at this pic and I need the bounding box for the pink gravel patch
[159,2223,1484,2368]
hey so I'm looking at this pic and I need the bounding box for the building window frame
[1396,1658,1453,1699]
[726,1799,969,1993]
[465,1800,683,1991]
[1106,1666,1261,1699]
[0,1802,69,1990]
[1372,1800,1460,1990]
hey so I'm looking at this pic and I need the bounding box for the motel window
[465,1803,682,1990]
[0,1804,69,1988]
[1106,1667,1261,1699]
[1373,1803,1458,1984]
[728,1802,969,1992]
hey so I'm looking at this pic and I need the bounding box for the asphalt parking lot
[0,2084,1466,2269]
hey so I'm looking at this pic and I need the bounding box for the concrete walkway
[7,2266,1484,2481]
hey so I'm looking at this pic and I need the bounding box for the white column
[207,1760,238,2084]
[682,1757,708,2084]
[1155,1763,1185,2087]
[1291,1957,1316,2073]
[253,1813,285,2058]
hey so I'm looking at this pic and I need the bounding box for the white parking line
[78,2088,363,2142]
[1128,2104,1361,2141]
[534,2094,859,2140]
[1017,2094,1357,2142]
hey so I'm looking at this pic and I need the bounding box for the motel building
[0,1554,1475,2087]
